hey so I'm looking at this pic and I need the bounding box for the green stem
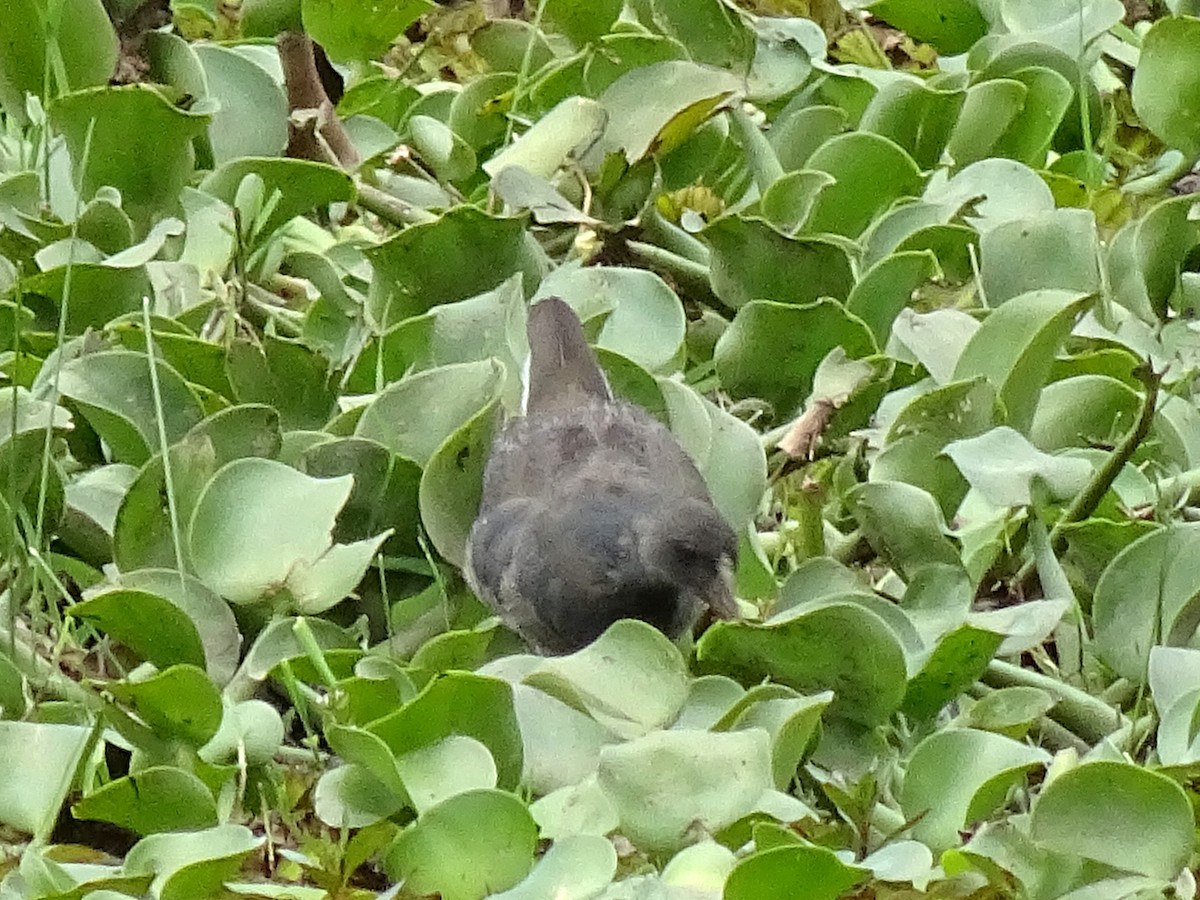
[982,660,1126,745]
[1016,363,1161,586]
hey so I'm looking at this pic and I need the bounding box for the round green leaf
[385,789,537,899]
[73,767,219,836]
[724,844,869,900]
[0,722,91,837]
[697,603,908,726]
[597,728,772,852]
[57,350,205,466]
[1132,16,1200,156]
[108,664,223,747]
[1030,761,1192,879]
[901,729,1049,851]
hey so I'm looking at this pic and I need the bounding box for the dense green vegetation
[3,0,1200,896]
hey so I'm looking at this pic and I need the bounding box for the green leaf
[199,158,354,240]
[1093,525,1200,682]
[108,664,223,747]
[848,481,961,577]
[57,350,205,466]
[865,0,987,54]
[489,834,617,900]
[804,132,924,237]
[704,217,855,311]
[540,0,622,46]
[192,44,288,163]
[124,824,262,900]
[50,85,212,227]
[1030,761,1192,879]
[188,458,388,610]
[367,207,539,327]
[598,728,772,852]
[943,426,1093,507]
[302,0,435,62]
[369,672,523,790]
[1132,16,1200,155]
[73,767,219,835]
[0,722,91,837]
[384,789,537,898]
[524,620,690,739]
[70,588,207,673]
[587,60,741,165]
[697,604,908,726]
[724,844,869,900]
[901,729,1049,851]
[0,0,117,121]
[714,299,876,418]
[953,289,1094,434]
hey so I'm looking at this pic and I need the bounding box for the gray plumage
[465,296,738,654]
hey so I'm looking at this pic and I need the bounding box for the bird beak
[707,556,739,620]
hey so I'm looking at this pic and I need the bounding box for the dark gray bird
[465,296,739,654]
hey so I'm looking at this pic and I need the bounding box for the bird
[464,296,739,654]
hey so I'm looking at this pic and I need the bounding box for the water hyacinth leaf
[724,844,869,900]
[1030,761,1192,880]
[73,767,219,836]
[714,299,876,419]
[848,481,961,577]
[865,0,987,54]
[59,463,138,565]
[417,389,502,566]
[648,0,753,70]
[587,61,741,165]
[200,698,284,766]
[408,115,477,183]
[1030,375,1140,452]
[199,158,354,239]
[902,625,1003,721]
[239,615,359,682]
[758,169,835,234]
[302,0,435,62]
[314,762,405,828]
[525,620,690,739]
[50,85,211,227]
[0,0,117,120]
[846,250,939,346]
[959,687,1055,738]
[980,209,1101,305]
[123,824,262,899]
[943,426,1093,507]
[367,207,538,326]
[0,722,91,837]
[696,604,908,726]
[396,735,498,814]
[368,672,524,790]
[509,683,608,795]
[535,266,687,373]
[715,686,833,789]
[188,457,387,609]
[192,43,288,163]
[69,589,207,672]
[1093,524,1200,682]
[357,361,504,465]
[705,216,855,311]
[492,166,598,226]
[953,289,1094,434]
[384,789,538,897]
[901,729,1050,851]
[225,336,340,432]
[57,350,205,466]
[804,132,924,237]
[107,664,223,747]
[1131,16,1200,156]
[489,834,617,900]
[597,728,772,853]
[114,404,283,572]
[485,97,608,179]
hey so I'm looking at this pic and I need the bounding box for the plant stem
[982,659,1126,745]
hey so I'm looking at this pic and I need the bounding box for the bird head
[642,498,739,621]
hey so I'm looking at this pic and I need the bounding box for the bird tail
[524,296,612,414]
